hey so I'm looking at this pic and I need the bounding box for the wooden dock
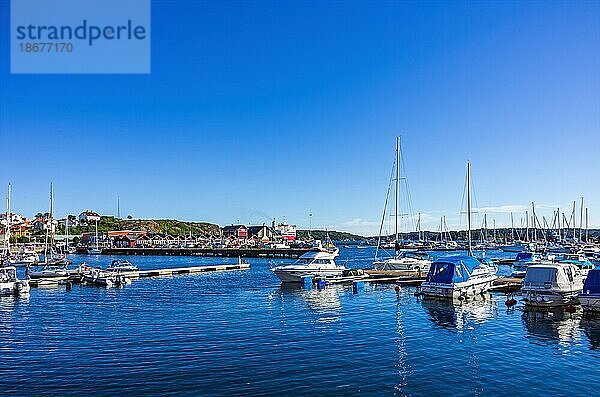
[490,277,523,293]
[100,247,309,258]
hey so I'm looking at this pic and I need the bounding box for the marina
[1,1,599,395]
[1,249,598,396]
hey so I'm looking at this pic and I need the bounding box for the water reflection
[276,284,341,322]
[394,289,411,396]
[522,307,582,345]
[579,313,600,350]
[421,294,497,331]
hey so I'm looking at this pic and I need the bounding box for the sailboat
[420,161,498,299]
[373,137,432,273]
[27,183,71,283]
[1,183,14,264]
[88,219,102,255]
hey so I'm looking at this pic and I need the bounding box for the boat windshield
[426,262,455,284]
[524,267,557,287]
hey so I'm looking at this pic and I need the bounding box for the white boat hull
[420,276,496,299]
[373,258,431,273]
[273,267,345,283]
[522,289,580,308]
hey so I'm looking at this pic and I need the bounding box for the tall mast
[466,161,472,255]
[43,183,53,262]
[394,136,399,254]
[510,212,515,241]
[532,202,537,242]
[557,207,561,241]
[5,183,11,255]
[572,201,576,240]
[525,210,529,242]
[585,208,589,242]
[580,197,584,240]
[95,219,99,250]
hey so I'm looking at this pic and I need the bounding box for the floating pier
[28,262,250,287]
[100,247,309,258]
[117,262,251,279]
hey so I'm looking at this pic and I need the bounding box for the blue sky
[1,0,599,235]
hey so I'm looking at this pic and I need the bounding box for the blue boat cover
[583,267,600,294]
[515,252,533,261]
[425,255,484,284]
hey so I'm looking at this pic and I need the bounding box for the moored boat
[0,266,30,296]
[420,255,498,299]
[272,244,344,283]
[106,259,138,273]
[521,262,583,307]
[559,253,594,277]
[579,265,600,312]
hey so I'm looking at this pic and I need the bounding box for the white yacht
[579,265,600,312]
[521,262,583,307]
[0,266,30,296]
[272,245,345,283]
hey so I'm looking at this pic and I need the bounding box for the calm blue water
[1,248,598,396]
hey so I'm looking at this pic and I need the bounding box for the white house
[78,210,101,224]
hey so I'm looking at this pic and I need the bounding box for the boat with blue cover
[420,255,498,299]
[579,265,600,312]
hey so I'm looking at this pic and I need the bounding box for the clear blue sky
[1,1,599,235]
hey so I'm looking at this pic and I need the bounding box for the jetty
[28,262,250,287]
[100,247,309,258]
[113,262,250,279]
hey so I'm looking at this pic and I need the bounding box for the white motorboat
[374,251,432,274]
[0,266,30,296]
[81,268,131,287]
[521,262,583,308]
[272,246,345,283]
[578,265,600,312]
[106,259,138,273]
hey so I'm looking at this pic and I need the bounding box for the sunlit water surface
[0,248,598,396]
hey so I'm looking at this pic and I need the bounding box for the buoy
[565,304,576,313]
[505,298,517,307]
[394,285,400,292]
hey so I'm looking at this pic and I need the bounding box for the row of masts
[381,137,593,249]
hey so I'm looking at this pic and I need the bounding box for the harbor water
[1,248,598,396]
